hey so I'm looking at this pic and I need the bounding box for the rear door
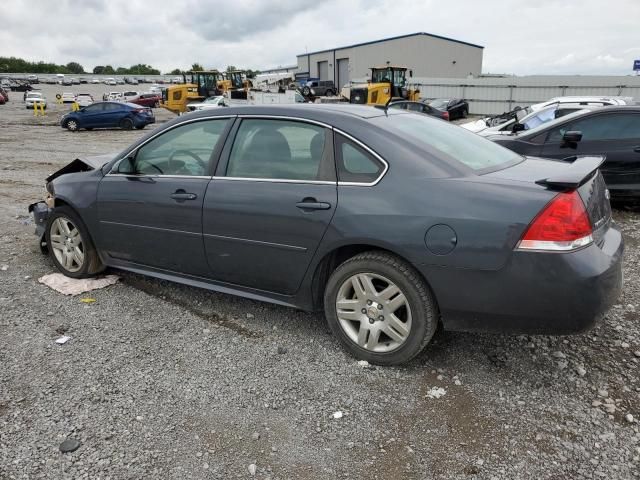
[96,117,233,275]
[202,117,337,295]
[100,102,125,128]
[539,112,640,191]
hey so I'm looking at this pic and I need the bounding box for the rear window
[371,113,522,172]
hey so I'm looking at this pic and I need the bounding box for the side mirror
[116,155,135,174]
[512,122,526,133]
[562,131,582,143]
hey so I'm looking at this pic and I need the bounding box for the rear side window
[226,119,333,181]
[335,135,384,184]
[547,113,640,142]
[371,113,522,172]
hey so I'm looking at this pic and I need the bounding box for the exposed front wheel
[46,206,104,278]
[324,251,438,365]
[65,119,79,131]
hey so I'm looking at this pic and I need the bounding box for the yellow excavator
[349,66,420,106]
[161,70,223,114]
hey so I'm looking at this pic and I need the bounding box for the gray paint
[40,104,623,335]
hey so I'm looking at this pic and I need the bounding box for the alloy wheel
[67,120,78,131]
[335,272,412,353]
[49,216,84,272]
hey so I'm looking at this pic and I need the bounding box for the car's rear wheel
[462,108,468,118]
[46,206,104,278]
[324,251,438,365]
[120,118,133,130]
[135,125,145,130]
[65,119,79,131]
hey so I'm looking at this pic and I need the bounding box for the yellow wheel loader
[161,70,223,114]
[349,66,420,106]
[218,70,253,100]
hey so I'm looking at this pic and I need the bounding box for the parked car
[0,86,9,102]
[388,100,450,120]
[105,92,122,101]
[31,105,622,365]
[122,91,139,102]
[129,93,161,108]
[25,92,47,109]
[11,82,33,92]
[468,103,598,137]
[116,78,125,85]
[91,78,101,84]
[61,92,76,103]
[428,98,469,120]
[105,78,117,86]
[0,92,6,105]
[489,106,640,202]
[529,96,634,112]
[27,74,39,84]
[76,94,94,107]
[62,77,73,86]
[59,101,155,131]
[301,80,336,97]
[185,95,228,112]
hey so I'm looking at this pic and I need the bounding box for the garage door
[337,58,349,88]
[317,61,328,81]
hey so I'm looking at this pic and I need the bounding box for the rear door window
[547,113,640,142]
[225,119,333,181]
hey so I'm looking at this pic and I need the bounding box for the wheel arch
[309,243,439,314]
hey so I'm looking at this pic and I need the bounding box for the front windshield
[522,106,557,129]
[372,113,522,172]
[371,68,391,84]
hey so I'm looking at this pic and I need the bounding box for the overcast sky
[2,0,639,76]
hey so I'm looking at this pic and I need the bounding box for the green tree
[103,65,115,74]
[191,63,203,71]
[93,65,105,74]
[116,67,128,75]
[225,65,237,73]
[169,68,182,75]
[65,62,85,74]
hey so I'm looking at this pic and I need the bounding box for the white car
[76,94,94,107]
[61,92,76,103]
[464,103,597,137]
[107,91,123,101]
[25,92,47,109]
[529,95,634,112]
[122,91,139,102]
[186,95,228,112]
[91,78,100,84]
[105,78,117,86]
[116,78,125,85]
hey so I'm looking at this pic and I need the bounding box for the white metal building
[296,32,483,87]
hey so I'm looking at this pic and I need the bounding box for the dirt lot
[1,84,639,479]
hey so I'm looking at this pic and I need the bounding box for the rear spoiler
[535,155,605,190]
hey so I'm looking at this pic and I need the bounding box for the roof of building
[297,32,484,57]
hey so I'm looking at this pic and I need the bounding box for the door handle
[633,146,640,153]
[170,191,197,201]
[296,199,331,211]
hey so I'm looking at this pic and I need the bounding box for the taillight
[517,190,593,251]
[443,111,449,121]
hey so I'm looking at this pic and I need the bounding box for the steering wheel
[168,150,206,174]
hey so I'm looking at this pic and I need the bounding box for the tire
[65,119,79,132]
[45,205,104,279]
[462,108,468,118]
[135,125,145,130]
[327,89,335,97]
[323,251,438,365]
[120,118,133,130]
[302,86,311,96]
[85,127,93,131]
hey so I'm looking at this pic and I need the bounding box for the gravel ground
[1,84,639,479]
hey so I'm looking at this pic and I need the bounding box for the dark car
[60,101,155,132]
[388,100,449,120]
[428,98,469,120]
[489,106,640,202]
[302,80,336,97]
[30,105,623,365]
[129,93,161,108]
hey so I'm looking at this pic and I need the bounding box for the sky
[1,0,639,76]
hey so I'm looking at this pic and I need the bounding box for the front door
[203,118,337,295]
[96,117,232,276]
[539,111,640,192]
[78,103,106,128]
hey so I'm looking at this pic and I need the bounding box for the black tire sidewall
[324,255,435,365]
[120,118,133,130]
[45,206,98,279]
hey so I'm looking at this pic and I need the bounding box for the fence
[411,75,640,115]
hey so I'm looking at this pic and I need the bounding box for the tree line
[1,57,262,78]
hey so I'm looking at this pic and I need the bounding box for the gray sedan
[29,104,623,365]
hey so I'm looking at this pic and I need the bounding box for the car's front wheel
[46,206,104,278]
[65,119,79,131]
[324,251,438,365]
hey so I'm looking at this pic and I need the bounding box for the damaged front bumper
[28,198,53,253]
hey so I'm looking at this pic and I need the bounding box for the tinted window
[371,113,522,172]
[126,119,229,176]
[226,119,331,181]
[83,104,103,113]
[336,135,384,183]
[547,113,640,142]
[103,103,121,111]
